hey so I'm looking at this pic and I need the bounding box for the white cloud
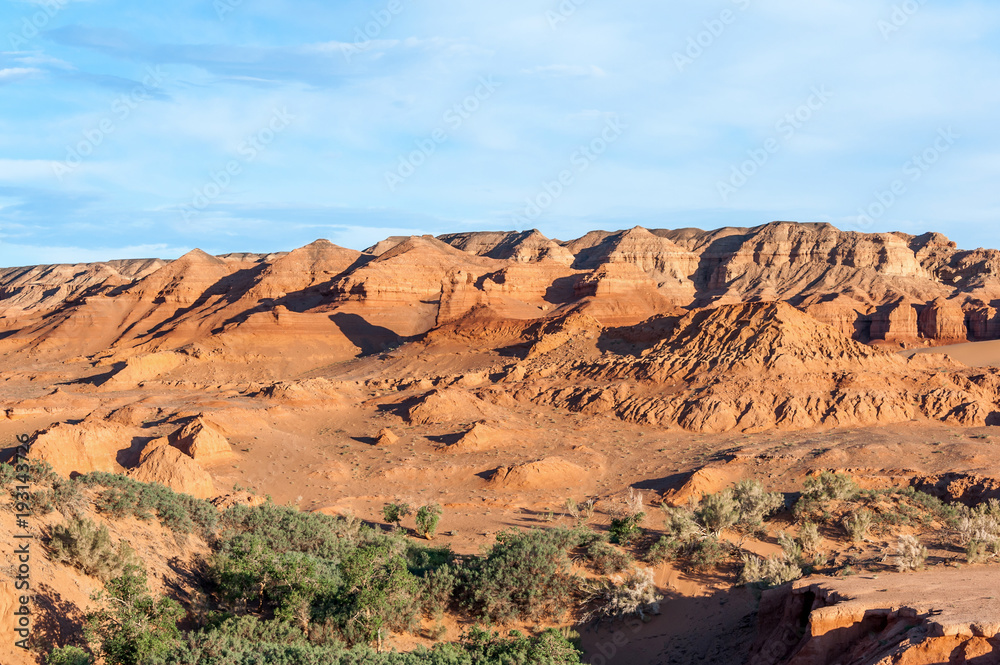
[0,67,41,82]
[0,159,60,182]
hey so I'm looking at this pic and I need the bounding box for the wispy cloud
[0,1,997,266]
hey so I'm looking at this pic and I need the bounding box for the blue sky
[1,0,998,266]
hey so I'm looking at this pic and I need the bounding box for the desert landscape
[2,221,1000,663]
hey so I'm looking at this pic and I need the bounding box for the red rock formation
[749,569,1000,665]
[917,297,967,341]
[869,301,919,344]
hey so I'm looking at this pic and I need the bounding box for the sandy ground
[903,339,1000,367]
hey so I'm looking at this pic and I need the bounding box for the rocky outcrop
[500,302,1000,434]
[870,301,919,344]
[444,421,506,453]
[405,388,500,425]
[748,569,1000,665]
[171,417,235,464]
[440,229,574,265]
[98,351,187,390]
[374,428,400,446]
[488,457,594,490]
[27,420,138,476]
[6,223,1000,373]
[128,444,216,499]
[917,297,967,341]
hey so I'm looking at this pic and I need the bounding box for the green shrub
[803,472,858,502]
[608,513,644,545]
[689,537,728,571]
[415,504,443,540]
[32,477,85,516]
[420,564,459,618]
[730,480,784,533]
[143,618,582,664]
[843,510,873,543]
[645,536,683,564]
[48,518,137,582]
[79,473,218,536]
[695,492,739,536]
[318,541,421,645]
[967,540,993,564]
[798,522,822,554]
[587,541,633,575]
[457,529,580,623]
[85,565,183,665]
[738,553,802,588]
[46,645,92,665]
[382,503,411,529]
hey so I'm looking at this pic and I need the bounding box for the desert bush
[415,504,443,540]
[79,473,218,536]
[798,522,822,554]
[2,458,58,488]
[777,531,803,563]
[420,564,459,618]
[738,553,802,588]
[843,510,874,543]
[966,540,993,564]
[318,541,421,645]
[85,565,183,665]
[645,535,683,564]
[565,498,579,520]
[608,512,644,545]
[456,529,580,623]
[689,537,728,571]
[695,491,739,536]
[142,618,582,664]
[46,646,91,665]
[583,567,662,623]
[48,518,137,582]
[955,499,1000,550]
[32,477,86,517]
[623,487,644,517]
[587,541,634,575]
[895,535,927,572]
[382,503,411,529]
[803,472,858,502]
[580,498,597,521]
[731,480,784,533]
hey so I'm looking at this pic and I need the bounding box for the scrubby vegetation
[646,479,784,575]
[48,517,137,582]
[15,457,1000,664]
[79,472,219,536]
